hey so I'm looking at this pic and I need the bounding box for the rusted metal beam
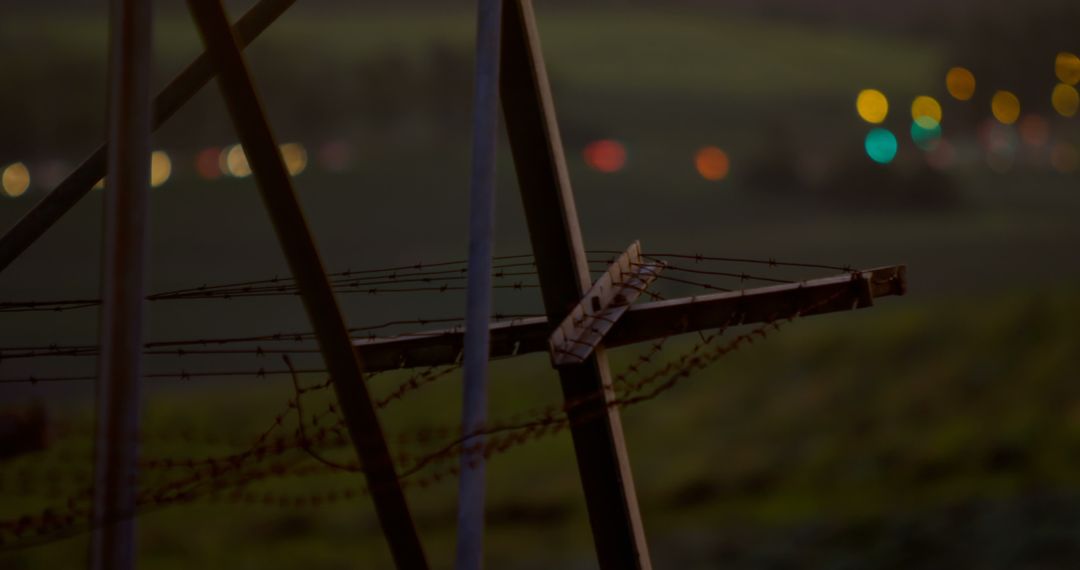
[353,265,907,372]
[0,0,296,274]
[499,1,651,567]
[549,241,665,367]
[184,1,428,568]
[91,0,153,568]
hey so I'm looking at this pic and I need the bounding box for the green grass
[3,287,1080,568]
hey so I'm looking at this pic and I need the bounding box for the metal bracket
[548,241,665,366]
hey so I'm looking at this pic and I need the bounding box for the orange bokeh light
[583,140,627,173]
[695,146,730,181]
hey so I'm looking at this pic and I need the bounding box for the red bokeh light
[318,140,353,172]
[195,147,222,180]
[1018,114,1049,148]
[583,139,627,173]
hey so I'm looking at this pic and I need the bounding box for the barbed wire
[0,314,545,367]
[0,255,863,550]
[0,257,846,519]
[0,257,544,314]
[0,251,849,313]
[637,252,854,273]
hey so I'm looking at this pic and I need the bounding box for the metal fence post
[456,0,503,568]
[499,1,652,567]
[90,0,153,568]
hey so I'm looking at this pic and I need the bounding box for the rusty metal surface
[549,241,665,367]
[185,1,428,567]
[352,265,908,372]
[499,1,652,567]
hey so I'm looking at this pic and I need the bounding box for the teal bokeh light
[911,118,942,151]
[864,128,898,164]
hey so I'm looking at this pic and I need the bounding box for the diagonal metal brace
[185,1,427,567]
[549,241,664,366]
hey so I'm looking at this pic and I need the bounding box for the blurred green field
[2,5,940,93]
[2,4,1077,300]
[0,2,944,162]
[4,287,1080,568]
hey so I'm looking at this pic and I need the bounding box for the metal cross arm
[549,241,665,367]
[353,265,907,372]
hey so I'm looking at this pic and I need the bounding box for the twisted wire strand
[0,258,864,550]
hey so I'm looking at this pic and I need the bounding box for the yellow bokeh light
[991,91,1021,125]
[218,147,230,175]
[856,89,889,124]
[280,143,307,176]
[221,144,251,177]
[2,162,30,198]
[946,67,976,101]
[1056,52,1080,86]
[150,150,172,188]
[911,95,942,125]
[1052,83,1079,118]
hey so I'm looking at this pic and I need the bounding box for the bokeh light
[911,96,942,125]
[991,91,1021,125]
[2,162,30,197]
[856,89,889,124]
[583,139,627,173]
[318,140,353,172]
[979,119,1018,157]
[945,67,976,101]
[1050,142,1078,173]
[150,151,172,188]
[221,144,251,178]
[910,118,942,151]
[1018,115,1050,148]
[280,143,308,176]
[694,146,730,181]
[1051,83,1079,118]
[1055,52,1080,86]
[983,120,1019,173]
[864,128,898,164]
[926,139,956,171]
[196,147,222,180]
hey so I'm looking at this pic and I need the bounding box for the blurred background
[2,0,1080,568]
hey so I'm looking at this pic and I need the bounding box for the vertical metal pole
[456,0,502,568]
[185,1,428,567]
[91,0,152,568]
[500,1,652,568]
